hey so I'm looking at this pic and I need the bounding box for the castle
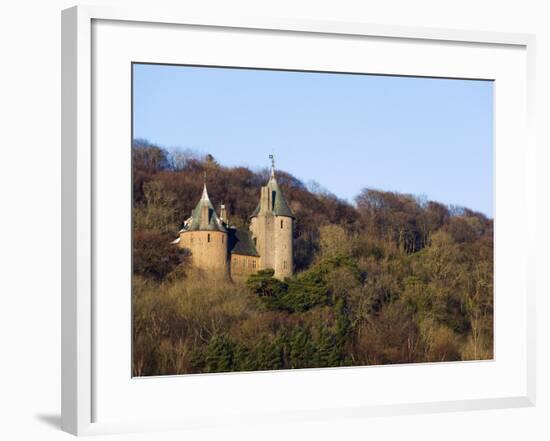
[172,163,295,280]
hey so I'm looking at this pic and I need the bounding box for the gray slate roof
[250,174,294,218]
[184,185,227,233]
[228,228,259,256]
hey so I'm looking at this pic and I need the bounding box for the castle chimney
[260,186,270,214]
[200,204,209,229]
[220,204,227,223]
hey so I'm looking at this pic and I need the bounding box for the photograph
[131,63,494,377]
[2,0,544,439]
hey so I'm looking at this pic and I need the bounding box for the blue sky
[133,63,493,217]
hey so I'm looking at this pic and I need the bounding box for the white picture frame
[62,5,536,436]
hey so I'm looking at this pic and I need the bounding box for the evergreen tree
[233,343,257,372]
[274,328,292,369]
[246,269,288,309]
[315,325,341,367]
[289,328,315,369]
[255,336,282,371]
[189,347,206,372]
[335,299,351,347]
[206,335,235,373]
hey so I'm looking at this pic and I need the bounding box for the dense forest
[132,140,494,376]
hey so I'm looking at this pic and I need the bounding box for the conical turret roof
[185,184,227,232]
[250,170,294,219]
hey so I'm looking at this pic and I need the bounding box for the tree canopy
[132,141,493,375]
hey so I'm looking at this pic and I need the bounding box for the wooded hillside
[132,140,493,376]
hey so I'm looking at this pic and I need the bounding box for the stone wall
[178,230,228,273]
[230,253,260,280]
[249,184,294,280]
[250,212,274,270]
[273,215,293,279]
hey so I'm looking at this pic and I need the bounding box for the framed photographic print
[62,5,536,436]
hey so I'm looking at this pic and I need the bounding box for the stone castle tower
[173,160,295,280]
[249,168,294,279]
[175,185,229,273]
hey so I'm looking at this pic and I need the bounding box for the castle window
[283,260,288,269]
[222,235,224,244]
[252,260,257,269]
[207,233,211,243]
[280,219,284,229]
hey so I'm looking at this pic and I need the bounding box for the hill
[132,140,493,376]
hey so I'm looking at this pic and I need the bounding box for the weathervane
[269,154,275,169]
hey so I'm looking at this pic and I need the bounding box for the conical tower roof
[250,166,294,219]
[185,184,227,232]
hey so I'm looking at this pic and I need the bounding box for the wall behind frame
[0,1,548,441]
